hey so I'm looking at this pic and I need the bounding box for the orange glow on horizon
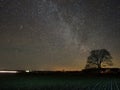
[47,66,82,71]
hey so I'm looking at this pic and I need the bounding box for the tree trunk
[98,64,101,69]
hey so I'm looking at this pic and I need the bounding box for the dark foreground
[0,72,120,90]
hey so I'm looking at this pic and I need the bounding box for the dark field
[0,72,120,90]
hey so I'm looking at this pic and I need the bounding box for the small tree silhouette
[85,49,113,69]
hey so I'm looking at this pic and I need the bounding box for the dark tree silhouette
[85,49,113,69]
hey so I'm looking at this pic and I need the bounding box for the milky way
[0,0,120,70]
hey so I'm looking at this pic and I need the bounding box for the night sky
[0,0,120,71]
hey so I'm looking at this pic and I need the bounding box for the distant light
[26,70,30,73]
[0,71,18,73]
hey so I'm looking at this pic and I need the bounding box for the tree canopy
[85,49,113,69]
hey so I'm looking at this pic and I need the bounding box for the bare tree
[85,49,113,69]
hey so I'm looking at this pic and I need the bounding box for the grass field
[0,73,120,90]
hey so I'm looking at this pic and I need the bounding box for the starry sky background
[0,0,120,71]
